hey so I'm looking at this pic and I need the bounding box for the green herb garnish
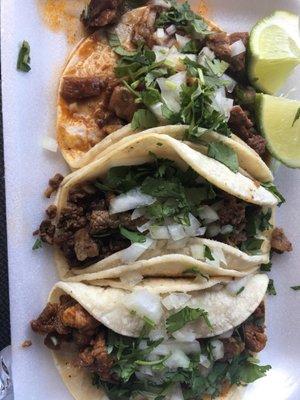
[291,286,300,291]
[204,245,214,260]
[261,182,285,206]
[17,41,31,72]
[32,238,42,250]
[166,306,212,333]
[120,227,146,243]
[292,107,300,127]
[131,109,158,130]
[267,279,276,296]
[207,142,239,173]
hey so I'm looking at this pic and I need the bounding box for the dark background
[0,64,10,351]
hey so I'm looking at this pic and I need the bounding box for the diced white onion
[150,225,170,240]
[168,384,184,400]
[126,288,162,323]
[152,340,200,356]
[196,227,207,236]
[120,271,143,286]
[190,244,205,260]
[230,40,246,57]
[206,223,221,238]
[121,237,154,263]
[149,325,167,341]
[137,221,152,233]
[110,188,156,214]
[198,206,219,224]
[184,213,201,237]
[162,293,191,310]
[149,102,166,122]
[218,329,234,339]
[138,340,148,350]
[153,45,170,62]
[212,247,227,265]
[212,89,234,120]
[220,224,233,235]
[226,275,252,296]
[172,326,197,342]
[156,28,166,39]
[199,46,215,61]
[199,354,211,368]
[166,237,188,250]
[131,208,145,220]
[175,34,190,49]
[168,224,187,241]
[166,24,176,35]
[135,366,153,381]
[42,136,58,153]
[165,349,190,370]
[65,124,87,137]
[222,73,237,93]
[210,339,224,361]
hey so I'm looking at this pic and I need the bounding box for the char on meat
[61,76,107,102]
[45,173,64,198]
[244,323,267,353]
[206,32,232,62]
[81,0,122,30]
[228,106,266,155]
[109,86,139,122]
[271,227,293,253]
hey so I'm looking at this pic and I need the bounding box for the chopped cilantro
[32,238,42,250]
[140,316,156,338]
[120,227,146,243]
[17,41,31,72]
[291,286,300,291]
[181,40,200,54]
[260,261,272,272]
[204,245,214,260]
[240,238,264,255]
[183,268,209,280]
[236,286,245,295]
[261,182,285,206]
[166,306,212,333]
[131,109,158,130]
[292,107,300,127]
[207,142,239,173]
[267,279,276,296]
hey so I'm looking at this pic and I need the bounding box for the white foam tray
[1,0,300,399]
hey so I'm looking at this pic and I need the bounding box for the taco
[37,132,278,281]
[31,274,270,400]
[57,1,269,169]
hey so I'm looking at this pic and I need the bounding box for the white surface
[1,0,300,399]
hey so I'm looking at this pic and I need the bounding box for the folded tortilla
[53,132,275,281]
[49,274,268,400]
[57,6,272,183]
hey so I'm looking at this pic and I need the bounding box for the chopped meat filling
[61,303,99,330]
[229,32,249,73]
[74,228,99,261]
[131,6,158,48]
[44,173,64,198]
[109,86,139,122]
[244,323,267,353]
[206,32,231,62]
[271,227,293,253]
[228,106,266,155]
[222,337,245,360]
[81,0,122,30]
[61,76,107,102]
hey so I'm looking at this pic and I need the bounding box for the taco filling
[59,0,266,159]
[38,158,272,269]
[31,292,269,400]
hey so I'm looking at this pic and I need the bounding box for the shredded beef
[222,337,245,360]
[271,227,293,253]
[244,324,267,353]
[206,32,231,62]
[74,228,99,261]
[45,173,64,198]
[81,0,122,30]
[109,86,139,122]
[228,106,266,155]
[61,303,99,330]
[77,332,114,381]
[39,220,56,245]
[61,76,107,102]
[46,205,57,219]
[229,32,249,73]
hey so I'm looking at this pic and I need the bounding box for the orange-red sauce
[38,0,90,44]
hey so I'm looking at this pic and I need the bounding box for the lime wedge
[248,11,300,94]
[256,94,300,168]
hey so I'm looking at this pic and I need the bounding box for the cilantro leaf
[131,109,158,130]
[183,268,209,280]
[240,238,264,255]
[267,279,276,296]
[291,286,300,291]
[181,40,201,54]
[108,32,121,48]
[120,227,146,243]
[292,107,300,127]
[260,261,272,272]
[140,88,161,106]
[261,182,285,206]
[17,41,31,72]
[236,286,245,295]
[140,316,156,338]
[204,245,214,260]
[166,306,212,333]
[207,142,239,173]
[32,238,42,250]
[229,354,271,385]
